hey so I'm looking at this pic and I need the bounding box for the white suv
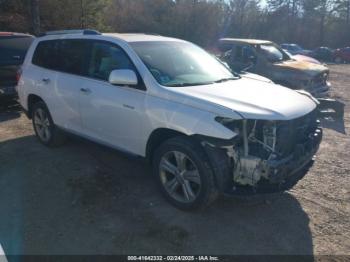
[17,30,322,210]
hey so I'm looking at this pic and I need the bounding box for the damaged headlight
[215,117,242,134]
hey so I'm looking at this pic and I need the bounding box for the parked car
[17,30,322,210]
[218,38,330,98]
[333,47,350,63]
[291,54,322,65]
[310,47,334,62]
[0,32,34,99]
[281,43,312,56]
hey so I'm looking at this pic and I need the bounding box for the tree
[30,0,40,35]
[0,0,349,48]
[0,0,31,33]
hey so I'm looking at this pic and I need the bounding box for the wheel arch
[27,94,44,119]
[145,128,188,163]
[146,128,234,193]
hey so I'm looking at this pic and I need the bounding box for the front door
[79,40,145,154]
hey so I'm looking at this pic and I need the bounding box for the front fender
[140,95,240,156]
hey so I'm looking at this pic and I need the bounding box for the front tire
[153,137,218,210]
[32,101,66,147]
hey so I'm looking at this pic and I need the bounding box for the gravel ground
[0,65,349,256]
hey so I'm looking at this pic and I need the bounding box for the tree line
[0,0,349,49]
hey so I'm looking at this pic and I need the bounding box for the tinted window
[0,36,34,66]
[32,39,88,75]
[87,41,134,81]
[32,40,60,70]
[59,40,88,75]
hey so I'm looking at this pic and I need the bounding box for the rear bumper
[226,127,322,196]
[0,85,17,97]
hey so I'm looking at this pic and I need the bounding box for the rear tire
[32,101,66,147]
[153,136,218,210]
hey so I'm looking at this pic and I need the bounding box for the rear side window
[32,39,88,75]
[59,40,88,75]
[87,41,135,81]
[32,40,60,70]
[0,36,34,66]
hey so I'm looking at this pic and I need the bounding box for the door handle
[123,104,135,110]
[42,78,50,84]
[80,88,91,94]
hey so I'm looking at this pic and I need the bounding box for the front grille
[274,109,318,156]
[240,110,319,160]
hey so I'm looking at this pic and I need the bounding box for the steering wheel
[150,68,163,82]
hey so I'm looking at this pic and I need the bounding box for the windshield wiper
[214,77,239,83]
[166,81,215,87]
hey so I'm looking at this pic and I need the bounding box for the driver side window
[87,41,134,81]
[233,45,256,63]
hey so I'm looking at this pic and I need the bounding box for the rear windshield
[0,36,34,66]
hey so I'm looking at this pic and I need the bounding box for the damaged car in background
[217,38,330,98]
[18,31,322,210]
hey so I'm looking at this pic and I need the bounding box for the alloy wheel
[33,108,51,142]
[159,151,202,203]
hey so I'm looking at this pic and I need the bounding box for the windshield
[130,41,236,87]
[258,44,290,63]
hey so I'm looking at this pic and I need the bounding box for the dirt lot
[0,65,349,256]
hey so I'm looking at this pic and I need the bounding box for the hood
[292,55,321,65]
[168,78,317,120]
[274,60,328,77]
[240,71,274,83]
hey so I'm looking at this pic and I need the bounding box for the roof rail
[128,32,161,36]
[41,29,101,36]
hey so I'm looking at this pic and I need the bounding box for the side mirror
[108,69,138,86]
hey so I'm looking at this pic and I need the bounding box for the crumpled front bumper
[227,127,323,195]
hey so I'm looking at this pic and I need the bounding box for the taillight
[16,68,22,84]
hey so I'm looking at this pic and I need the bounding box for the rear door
[52,39,90,133]
[31,39,86,133]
